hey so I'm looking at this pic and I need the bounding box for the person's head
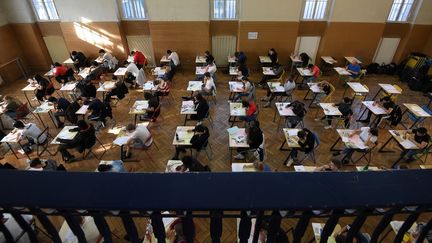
[343,97,352,104]
[241,76,249,82]
[13,120,25,129]
[297,130,306,139]
[194,93,204,102]
[381,96,392,103]
[204,72,211,79]
[307,64,314,69]
[273,62,281,68]
[47,96,58,103]
[416,127,428,136]
[54,62,61,67]
[205,50,210,56]
[123,60,129,66]
[242,100,250,108]
[370,127,379,137]
[91,61,99,67]
[144,92,153,100]
[97,163,113,172]
[77,120,88,130]
[352,60,358,66]
[269,48,276,54]
[181,156,196,169]
[248,120,260,129]
[99,49,106,54]
[207,60,214,65]
[71,51,77,56]
[29,158,44,168]
[126,123,136,133]
[34,74,44,83]
[130,51,135,55]
[287,74,295,82]
[166,50,172,55]
[194,124,208,135]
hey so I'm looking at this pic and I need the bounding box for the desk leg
[134,114,137,126]
[308,94,318,108]
[279,140,287,151]
[273,107,277,122]
[120,145,124,160]
[48,111,58,128]
[230,148,233,164]
[36,114,46,128]
[5,142,19,159]
[303,90,311,100]
[371,88,382,101]
[23,91,33,108]
[330,137,342,151]
[379,137,394,152]
[184,115,189,126]
[356,105,368,122]
[342,86,348,99]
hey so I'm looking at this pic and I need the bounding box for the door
[373,38,400,64]
[43,36,70,64]
[296,36,321,64]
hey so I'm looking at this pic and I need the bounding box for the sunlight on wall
[73,22,114,51]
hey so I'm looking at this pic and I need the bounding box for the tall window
[302,0,329,20]
[387,0,415,22]
[119,0,147,20]
[212,0,237,19]
[31,0,59,21]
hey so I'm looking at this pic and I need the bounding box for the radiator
[212,36,237,67]
[126,35,156,66]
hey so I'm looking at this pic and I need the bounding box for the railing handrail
[1,170,432,211]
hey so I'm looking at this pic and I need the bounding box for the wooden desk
[228,56,236,66]
[181,100,197,125]
[304,83,324,107]
[321,56,337,65]
[262,67,276,76]
[228,81,244,100]
[44,69,54,79]
[113,67,127,79]
[343,82,369,100]
[21,83,38,108]
[321,56,337,75]
[129,100,149,125]
[294,165,317,172]
[295,67,313,84]
[357,101,389,126]
[228,102,246,127]
[152,67,167,77]
[143,81,157,92]
[78,67,91,79]
[273,102,295,130]
[195,66,206,75]
[96,81,116,100]
[187,81,203,94]
[334,67,351,76]
[371,83,402,100]
[320,103,342,116]
[160,56,171,65]
[231,163,257,172]
[229,66,240,77]
[344,56,362,65]
[75,105,89,119]
[0,129,27,159]
[280,128,301,164]
[173,126,195,146]
[401,103,431,129]
[379,130,419,153]
[228,127,249,164]
[330,129,369,151]
[33,101,56,128]
[51,126,78,145]
[165,160,183,172]
[259,55,272,64]
[195,55,207,65]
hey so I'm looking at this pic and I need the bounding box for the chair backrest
[356,69,367,81]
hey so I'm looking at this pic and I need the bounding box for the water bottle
[176,133,179,141]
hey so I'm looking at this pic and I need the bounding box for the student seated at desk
[234,77,254,101]
[83,61,104,83]
[286,100,307,128]
[48,97,72,128]
[97,160,127,173]
[53,62,73,84]
[87,99,103,120]
[13,121,47,153]
[333,127,378,164]
[190,93,209,121]
[268,48,278,65]
[313,80,332,104]
[235,51,247,64]
[262,74,296,108]
[254,161,272,172]
[335,225,369,243]
[345,60,361,81]
[98,49,118,70]
[70,51,87,71]
[77,81,97,99]
[240,99,257,123]
[34,74,54,101]
[166,216,196,242]
[27,158,58,171]
[141,92,160,121]
[57,120,96,162]
[362,96,395,125]
[237,62,249,80]
[318,97,353,129]
[396,127,430,164]
[258,63,284,87]
[180,155,210,172]
[204,60,217,81]
[166,49,180,71]
[124,61,140,86]
[299,52,310,68]
[154,79,170,98]
[304,63,321,84]
[204,50,214,63]
[104,78,129,103]
[1,96,23,120]
[234,120,263,160]
[123,123,153,159]
[173,124,210,160]
[130,50,147,70]
[202,72,216,96]
[285,128,316,166]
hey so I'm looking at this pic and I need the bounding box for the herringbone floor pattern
[1,66,431,242]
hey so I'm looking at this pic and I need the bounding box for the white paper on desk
[287,130,298,136]
[400,140,417,149]
[312,223,322,236]
[113,136,129,146]
[294,165,305,172]
[227,126,240,135]
[135,104,148,110]
[341,136,349,143]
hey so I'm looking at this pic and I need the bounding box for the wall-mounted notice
[248,32,258,40]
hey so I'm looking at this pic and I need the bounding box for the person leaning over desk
[395,127,430,165]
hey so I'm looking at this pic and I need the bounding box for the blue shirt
[347,64,361,78]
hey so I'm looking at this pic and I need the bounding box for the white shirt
[243,81,252,93]
[359,127,377,144]
[20,123,46,144]
[102,52,113,62]
[168,52,180,66]
[204,77,215,91]
[206,64,217,75]
[129,125,153,146]
[126,63,139,77]
[284,80,296,93]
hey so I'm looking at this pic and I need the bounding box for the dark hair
[54,62,61,67]
[126,123,136,131]
[144,92,153,100]
[167,50,172,54]
[195,93,204,101]
[343,97,352,103]
[242,100,249,107]
[71,51,77,56]
[297,130,306,139]
[270,48,276,53]
[205,50,210,55]
[99,49,106,54]
[206,60,213,65]
[130,51,135,55]
[417,127,427,134]
[13,120,25,129]
[194,124,207,133]
[381,96,392,102]
[241,76,249,81]
[181,156,195,168]
[47,96,58,103]
[335,232,347,243]
[30,158,43,167]
[288,74,295,80]
[91,61,99,66]
[97,164,113,172]
[307,64,314,68]
[370,127,379,136]
[249,120,260,129]
[77,120,88,129]
[123,60,129,65]
[204,72,211,77]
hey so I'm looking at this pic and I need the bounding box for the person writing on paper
[395,127,430,164]
[362,96,395,125]
[314,159,339,172]
[204,60,217,80]
[318,97,353,129]
[268,48,278,65]
[13,121,47,151]
[346,60,361,80]
[123,123,153,159]
[166,49,180,69]
[240,99,257,123]
[333,127,378,164]
[130,50,147,69]
[234,120,263,160]
[335,225,369,243]
[70,51,87,71]
[97,160,127,173]
[190,93,209,121]
[237,62,249,80]
[57,120,96,162]
[27,158,58,171]
[34,74,55,101]
[262,74,296,108]
[204,50,215,63]
[141,92,160,121]
[154,79,170,98]
[53,62,71,84]
[47,97,71,128]
[235,51,247,64]
[234,77,253,101]
[313,80,332,104]
[258,63,284,87]
[285,128,316,166]
[124,61,140,87]
[98,49,118,70]
[202,72,216,96]
[286,100,307,128]
[172,125,210,160]
[1,96,23,120]
[304,63,321,84]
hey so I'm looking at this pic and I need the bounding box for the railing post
[63,213,87,243]
[345,210,368,243]
[252,211,264,243]
[370,207,401,243]
[92,214,113,243]
[266,211,282,243]
[238,211,252,243]
[394,210,421,243]
[319,211,342,243]
[120,212,140,243]
[183,212,195,243]
[150,212,166,242]
[10,211,39,243]
[35,211,62,243]
[416,218,432,243]
[210,210,222,243]
[293,211,312,243]
[0,213,14,243]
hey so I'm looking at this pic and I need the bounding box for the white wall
[2,0,36,23]
[55,0,119,22]
[240,0,302,21]
[330,0,393,23]
[415,0,432,24]
[146,0,209,21]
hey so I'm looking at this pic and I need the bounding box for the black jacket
[58,125,96,152]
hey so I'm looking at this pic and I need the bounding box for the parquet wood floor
[1,66,431,242]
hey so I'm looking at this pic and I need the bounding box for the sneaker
[324,125,332,129]
[234,153,245,160]
[285,159,294,167]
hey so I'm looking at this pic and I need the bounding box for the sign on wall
[248,32,258,40]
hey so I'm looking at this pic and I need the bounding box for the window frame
[30,0,60,22]
[386,0,416,23]
[118,0,148,21]
[300,0,331,21]
[210,0,239,20]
